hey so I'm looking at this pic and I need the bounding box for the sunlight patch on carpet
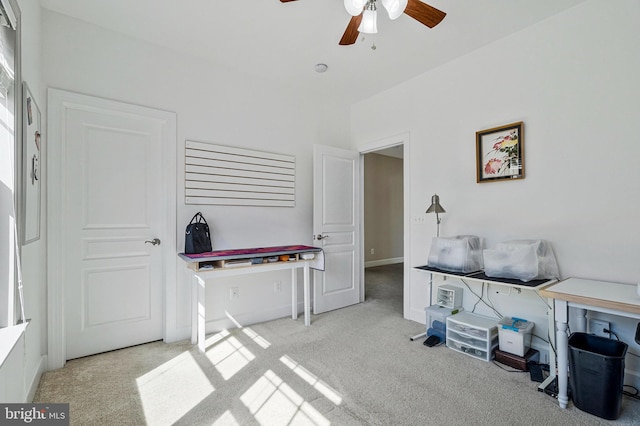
[136,351,214,425]
[240,369,330,426]
[206,335,256,380]
[212,410,240,425]
[280,355,343,405]
[242,327,271,349]
[205,329,231,349]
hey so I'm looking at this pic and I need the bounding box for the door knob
[315,234,329,240]
[145,238,161,246]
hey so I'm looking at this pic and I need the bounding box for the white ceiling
[38,0,586,103]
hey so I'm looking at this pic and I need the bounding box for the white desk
[180,245,324,353]
[540,278,640,409]
[414,265,556,291]
[413,266,556,354]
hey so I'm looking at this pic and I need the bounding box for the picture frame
[476,121,524,183]
[22,82,41,244]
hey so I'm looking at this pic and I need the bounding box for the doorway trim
[46,89,177,369]
[359,132,411,319]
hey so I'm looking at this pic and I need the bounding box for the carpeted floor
[34,263,640,425]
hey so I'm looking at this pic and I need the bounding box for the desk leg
[195,274,206,353]
[190,271,197,345]
[411,272,434,341]
[555,299,569,409]
[429,272,434,307]
[304,262,310,326]
[539,296,557,393]
[291,268,298,320]
[575,307,587,332]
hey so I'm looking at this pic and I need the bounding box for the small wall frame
[476,121,524,183]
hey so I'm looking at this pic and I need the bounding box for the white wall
[352,0,640,364]
[41,10,351,342]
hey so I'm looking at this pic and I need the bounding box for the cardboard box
[495,348,540,371]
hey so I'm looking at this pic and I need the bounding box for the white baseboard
[205,304,299,334]
[365,257,404,268]
[26,355,46,402]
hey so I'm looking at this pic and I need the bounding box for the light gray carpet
[34,264,640,425]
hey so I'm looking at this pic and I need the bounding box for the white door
[62,98,169,359]
[312,145,360,314]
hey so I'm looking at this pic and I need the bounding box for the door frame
[358,133,411,318]
[46,89,177,369]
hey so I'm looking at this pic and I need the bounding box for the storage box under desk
[425,305,461,339]
[446,312,499,362]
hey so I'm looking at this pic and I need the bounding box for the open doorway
[363,145,404,315]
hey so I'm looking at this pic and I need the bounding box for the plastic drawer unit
[446,312,499,362]
[436,284,463,309]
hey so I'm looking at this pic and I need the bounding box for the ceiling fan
[280,0,446,46]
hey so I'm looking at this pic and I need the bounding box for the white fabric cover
[483,239,559,282]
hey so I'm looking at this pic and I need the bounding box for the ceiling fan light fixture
[344,0,367,16]
[358,3,378,34]
[381,0,407,20]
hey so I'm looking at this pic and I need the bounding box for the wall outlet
[370,248,375,255]
[273,280,282,292]
[494,287,510,296]
[230,287,239,300]
[589,319,610,338]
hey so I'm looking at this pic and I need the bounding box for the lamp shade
[425,194,445,214]
[344,0,367,16]
[358,8,377,34]
[381,0,407,20]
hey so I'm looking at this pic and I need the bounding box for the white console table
[180,245,324,353]
[540,278,640,409]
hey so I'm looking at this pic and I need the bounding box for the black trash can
[568,332,628,420]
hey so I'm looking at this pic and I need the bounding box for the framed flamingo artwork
[476,121,524,183]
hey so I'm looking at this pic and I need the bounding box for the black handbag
[185,212,212,254]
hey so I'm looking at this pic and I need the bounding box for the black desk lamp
[423,194,447,347]
[425,194,446,237]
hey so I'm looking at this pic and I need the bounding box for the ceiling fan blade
[339,14,363,46]
[403,0,446,28]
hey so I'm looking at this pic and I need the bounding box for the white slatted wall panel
[185,140,296,207]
